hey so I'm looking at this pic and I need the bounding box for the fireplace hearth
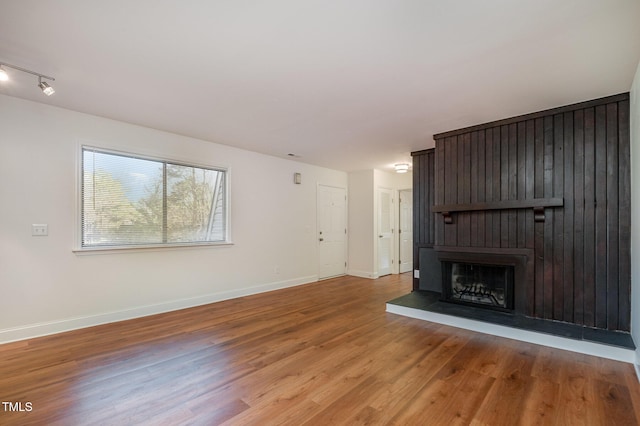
[443,262,514,311]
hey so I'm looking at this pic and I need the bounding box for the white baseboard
[347,269,379,279]
[0,275,318,345]
[386,303,635,364]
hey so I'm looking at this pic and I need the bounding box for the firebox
[442,262,514,311]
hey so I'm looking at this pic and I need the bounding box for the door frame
[317,183,348,280]
[376,186,395,277]
[398,188,413,274]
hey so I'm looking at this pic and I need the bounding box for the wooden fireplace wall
[412,93,631,331]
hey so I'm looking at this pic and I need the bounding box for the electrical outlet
[32,224,48,236]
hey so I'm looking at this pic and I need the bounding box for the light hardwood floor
[1,273,639,425]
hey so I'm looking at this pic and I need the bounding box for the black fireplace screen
[442,262,514,311]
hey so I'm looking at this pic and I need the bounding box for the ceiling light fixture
[0,61,56,95]
[394,163,410,173]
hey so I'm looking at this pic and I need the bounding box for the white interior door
[377,188,393,277]
[318,185,347,279]
[399,189,413,273]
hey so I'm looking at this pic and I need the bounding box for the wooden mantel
[432,198,564,223]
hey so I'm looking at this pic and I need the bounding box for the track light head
[38,77,55,96]
[0,66,8,82]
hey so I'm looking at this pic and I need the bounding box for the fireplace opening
[442,262,514,311]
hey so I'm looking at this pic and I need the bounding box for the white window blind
[81,147,226,248]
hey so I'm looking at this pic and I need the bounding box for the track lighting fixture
[38,77,55,96]
[0,61,56,96]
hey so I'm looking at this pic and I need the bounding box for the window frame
[75,144,231,253]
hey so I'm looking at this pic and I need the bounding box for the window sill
[73,241,234,255]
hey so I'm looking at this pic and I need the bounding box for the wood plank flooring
[1,273,638,425]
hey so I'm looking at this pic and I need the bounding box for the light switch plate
[32,224,48,236]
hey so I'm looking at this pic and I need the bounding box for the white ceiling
[1,1,639,172]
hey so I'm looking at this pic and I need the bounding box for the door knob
[319,238,324,242]
[379,235,383,238]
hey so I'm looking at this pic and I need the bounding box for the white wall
[374,168,412,191]
[0,94,347,343]
[347,170,375,277]
[630,59,640,371]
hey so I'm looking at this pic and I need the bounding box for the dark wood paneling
[470,131,479,247]
[606,103,619,330]
[445,137,458,246]
[492,127,501,248]
[573,109,585,326]
[428,149,435,243]
[411,149,436,291]
[543,115,554,320]
[552,113,564,321]
[583,107,596,327]
[594,105,607,329]
[417,93,631,331]
[618,100,631,330]
[525,119,536,316]
[517,122,527,248]
[534,117,545,318]
[435,140,445,245]
[485,129,494,247]
[563,111,574,324]
[508,122,518,248]
[459,133,471,247]
[477,131,486,248]
[500,125,509,248]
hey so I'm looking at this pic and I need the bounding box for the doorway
[317,184,347,279]
[399,189,413,273]
[377,188,394,277]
